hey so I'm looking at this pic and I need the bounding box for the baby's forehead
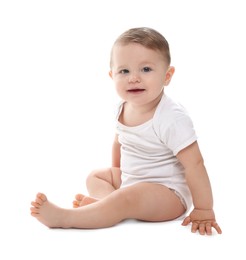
[112,42,161,55]
[110,43,169,68]
[112,43,166,60]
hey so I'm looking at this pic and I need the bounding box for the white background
[0,0,245,259]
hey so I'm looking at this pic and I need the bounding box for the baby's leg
[86,167,121,199]
[30,183,185,229]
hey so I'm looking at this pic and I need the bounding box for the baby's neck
[120,94,163,127]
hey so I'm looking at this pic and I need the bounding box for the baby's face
[109,43,173,106]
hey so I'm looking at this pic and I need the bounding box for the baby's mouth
[127,88,145,93]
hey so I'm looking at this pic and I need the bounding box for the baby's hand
[181,208,222,235]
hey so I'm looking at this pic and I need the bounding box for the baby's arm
[112,134,121,167]
[176,141,222,235]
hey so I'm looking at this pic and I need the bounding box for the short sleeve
[161,116,197,156]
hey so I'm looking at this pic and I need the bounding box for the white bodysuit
[116,94,197,212]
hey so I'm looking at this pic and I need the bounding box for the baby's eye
[142,67,152,72]
[119,69,129,74]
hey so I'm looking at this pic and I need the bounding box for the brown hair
[110,27,171,68]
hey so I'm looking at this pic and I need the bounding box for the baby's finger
[198,223,206,235]
[181,216,191,226]
[205,222,212,235]
[191,222,199,233]
[212,222,222,234]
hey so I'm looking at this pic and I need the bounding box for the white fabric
[115,94,197,211]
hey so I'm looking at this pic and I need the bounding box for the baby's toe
[73,200,80,208]
[34,193,47,205]
[75,194,85,201]
[31,201,40,208]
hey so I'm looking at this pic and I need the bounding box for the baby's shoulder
[155,95,190,123]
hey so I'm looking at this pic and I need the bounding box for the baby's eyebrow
[139,61,155,66]
[115,65,128,70]
[117,62,154,68]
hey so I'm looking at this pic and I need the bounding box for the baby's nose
[128,73,141,83]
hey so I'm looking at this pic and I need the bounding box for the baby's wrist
[193,208,213,211]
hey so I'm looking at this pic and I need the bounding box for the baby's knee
[86,168,111,185]
[86,169,99,184]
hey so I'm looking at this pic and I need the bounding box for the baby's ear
[109,70,113,79]
[164,66,175,86]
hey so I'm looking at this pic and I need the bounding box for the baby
[30,27,222,235]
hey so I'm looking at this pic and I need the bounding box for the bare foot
[30,193,71,228]
[73,194,97,208]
